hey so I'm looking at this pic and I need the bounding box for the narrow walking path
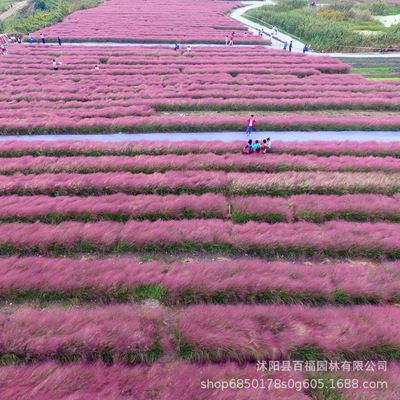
[0,131,398,142]
[0,0,28,20]
[230,0,305,53]
[229,0,400,56]
[36,42,400,58]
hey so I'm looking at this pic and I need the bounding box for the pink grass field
[0,0,399,392]
[0,257,398,304]
[34,0,266,43]
[2,46,400,133]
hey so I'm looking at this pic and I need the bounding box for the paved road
[0,131,398,142]
[230,0,400,57]
[39,42,400,57]
[230,0,305,52]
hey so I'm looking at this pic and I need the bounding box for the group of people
[225,32,237,46]
[283,41,293,52]
[243,115,272,153]
[27,33,62,45]
[243,139,272,154]
[174,43,191,52]
[258,26,278,38]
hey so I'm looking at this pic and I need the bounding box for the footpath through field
[0,0,27,21]
[0,131,399,142]
[230,0,306,53]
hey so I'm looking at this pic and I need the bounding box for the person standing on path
[246,115,256,136]
[229,35,234,46]
[283,41,288,50]
[58,37,62,46]
[289,41,293,52]
[40,34,45,44]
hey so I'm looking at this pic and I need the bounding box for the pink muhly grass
[0,305,165,362]
[0,193,229,221]
[290,194,400,222]
[0,140,399,157]
[1,153,399,174]
[0,171,228,195]
[176,305,400,362]
[0,361,310,400]
[229,171,400,195]
[0,220,398,257]
[0,257,398,304]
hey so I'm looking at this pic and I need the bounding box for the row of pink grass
[0,220,398,256]
[3,115,400,134]
[177,304,400,362]
[0,193,398,222]
[0,257,398,303]
[0,140,399,157]
[1,153,400,174]
[0,304,399,363]
[3,360,400,400]
[0,171,399,195]
[0,305,164,361]
[0,361,310,400]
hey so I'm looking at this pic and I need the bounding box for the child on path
[246,115,256,136]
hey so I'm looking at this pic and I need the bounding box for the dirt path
[0,0,28,21]
[374,14,400,28]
